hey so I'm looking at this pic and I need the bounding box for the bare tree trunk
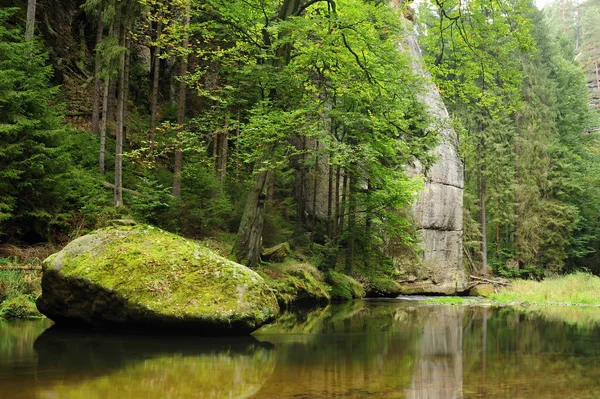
[122,26,131,143]
[91,13,103,136]
[310,141,319,243]
[327,160,334,240]
[235,171,271,265]
[99,78,109,174]
[345,173,356,274]
[214,120,229,182]
[339,170,348,235]
[150,16,163,134]
[480,161,489,274]
[172,5,190,197]
[114,6,124,207]
[26,0,36,41]
[334,165,341,239]
[294,137,306,246]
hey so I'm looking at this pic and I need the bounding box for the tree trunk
[310,140,319,242]
[480,161,489,274]
[294,137,306,246]
[150,16,162,134]
[91,13,103,136]
[327,159,334,240]
[26,0,36,41]
[172,4,190,197]
[214,120,229,183]
[345,173,356,275]
[334,165,341,240]
[114,6,124,207]
[235,170,271,265]
[339,170,348,234]
[122,26,131,143]
[99,78,109,174]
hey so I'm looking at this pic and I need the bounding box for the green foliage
[0,9,70,240]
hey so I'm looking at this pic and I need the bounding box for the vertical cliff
[394,32,466,294]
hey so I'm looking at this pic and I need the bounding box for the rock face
[36,226,279,335]
[394,33,466,295]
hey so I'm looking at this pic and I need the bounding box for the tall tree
[172,1,190,197]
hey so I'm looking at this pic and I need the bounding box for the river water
[1,300,600,398]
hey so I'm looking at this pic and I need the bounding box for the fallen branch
[463,247,476,272]
[102,182,146,198]
[469,275,511,286]
[0,266,42,271]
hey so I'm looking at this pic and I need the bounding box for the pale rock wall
[394,33,466,294]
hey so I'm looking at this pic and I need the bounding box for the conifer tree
[0,8,68,239]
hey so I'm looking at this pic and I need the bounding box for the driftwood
[469,275,511,286]
[102,181,146,198]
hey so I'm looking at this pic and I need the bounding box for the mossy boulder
[36,226,279,335]
[326,271,365,301]
[257,263,330,308]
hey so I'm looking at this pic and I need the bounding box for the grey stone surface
[394,32,466,294]
[414,184,463,231]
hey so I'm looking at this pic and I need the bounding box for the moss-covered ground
[0,262,43,319]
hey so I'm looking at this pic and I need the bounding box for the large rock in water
[36,226,279,335]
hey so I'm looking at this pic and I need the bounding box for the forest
[0,0,599,291]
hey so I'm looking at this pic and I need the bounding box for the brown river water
[1,300,600,398]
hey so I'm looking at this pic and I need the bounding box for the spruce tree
[0,8,69,240]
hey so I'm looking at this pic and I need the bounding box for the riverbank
[0,234,379,320]
[422,272,600,308]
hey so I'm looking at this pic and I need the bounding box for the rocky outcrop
[393,32,466,295]
[36,225,279,335]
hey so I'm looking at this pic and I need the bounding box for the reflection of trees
[254,300,427,398]
[29,327,277,399]
[463,306,600,398]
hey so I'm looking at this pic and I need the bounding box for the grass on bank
[491,272,600,305]
[0,264,43,319]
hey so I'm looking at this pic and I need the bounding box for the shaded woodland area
[1,0,599,279]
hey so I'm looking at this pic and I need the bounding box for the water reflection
[2,302,600,399]
[405,306,464,399]
[1,326,276,399]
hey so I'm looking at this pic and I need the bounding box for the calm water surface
[1,300,600,398]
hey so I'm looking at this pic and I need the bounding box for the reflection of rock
[37,225,279,334]
[34,326,277,399]
[406,306,464,399]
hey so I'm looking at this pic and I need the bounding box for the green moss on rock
[257,263,330,308]
[36,225,279,334]
[326,271,365,301]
